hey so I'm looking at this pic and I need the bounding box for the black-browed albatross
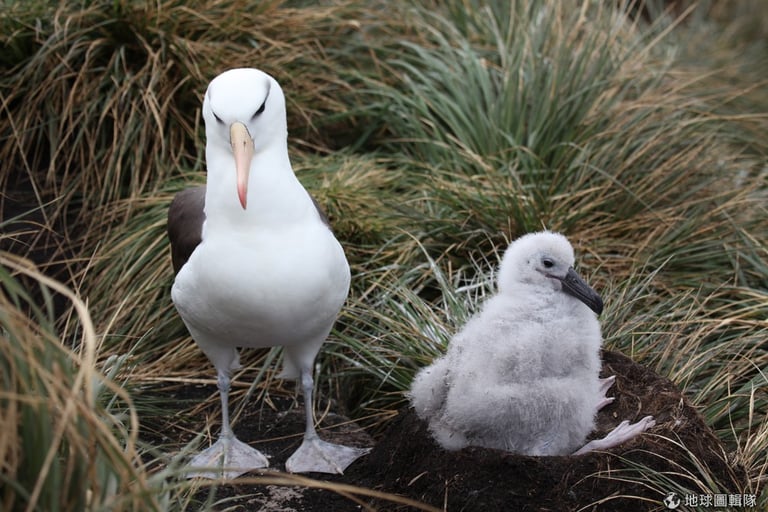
[168,67,368,478]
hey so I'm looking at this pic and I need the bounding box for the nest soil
[147,350,753,511]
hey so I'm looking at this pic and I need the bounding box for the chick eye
[542,258,554,269]
[252,100,266,119]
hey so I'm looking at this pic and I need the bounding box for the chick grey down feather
[408,231,654,455]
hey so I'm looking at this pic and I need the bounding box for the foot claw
[597,375,617,412]
[596,396,615,411]
[599,375,616,394]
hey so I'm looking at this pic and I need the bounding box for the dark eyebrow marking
[253,101,266,118]
[251,81,271,119]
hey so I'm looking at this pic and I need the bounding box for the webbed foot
[573,415,656,455]
[186,434,269,479]
[285,437,370,474]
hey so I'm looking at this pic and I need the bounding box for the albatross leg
[572,415,656,456]
[285,367,370,474]
[186,370,269,479]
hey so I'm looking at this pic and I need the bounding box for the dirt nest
[155,350,750,511]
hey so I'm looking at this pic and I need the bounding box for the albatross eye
[252,100,266,119]
[212,111,225,125]
[542,258,554,269]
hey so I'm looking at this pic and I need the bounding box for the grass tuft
[0,252,153,511]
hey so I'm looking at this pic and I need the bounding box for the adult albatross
[168,68,368,478]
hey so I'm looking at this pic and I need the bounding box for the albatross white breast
[168,68,368,478]
[408,231,654,456]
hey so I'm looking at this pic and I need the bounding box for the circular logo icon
[663,492,681,510]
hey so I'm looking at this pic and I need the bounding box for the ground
[145,350,753,511]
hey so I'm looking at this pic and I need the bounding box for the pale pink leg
[573,415,656,455]
[285,366,370,474]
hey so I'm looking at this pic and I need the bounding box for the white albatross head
[202,68,287,209]
[497,231,604,315]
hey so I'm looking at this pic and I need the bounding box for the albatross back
[167,186,206,274]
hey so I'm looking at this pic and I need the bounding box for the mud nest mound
[157,350,750,511]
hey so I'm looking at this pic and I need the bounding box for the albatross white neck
[203,142,312,231]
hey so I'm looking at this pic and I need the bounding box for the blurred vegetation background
[1,0,766,510]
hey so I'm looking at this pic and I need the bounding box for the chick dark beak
[557,267,604,315]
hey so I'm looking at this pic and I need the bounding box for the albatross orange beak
[230,122,254,209]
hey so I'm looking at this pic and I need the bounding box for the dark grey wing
[167,185,206,274]
[307,191,333,232]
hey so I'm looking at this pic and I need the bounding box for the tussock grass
[578,441,746,511]
[330,247,496,418]
[355,2,765,273]
[0,0,376,272]
[1,0,766,509]
[0,252,155,511]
